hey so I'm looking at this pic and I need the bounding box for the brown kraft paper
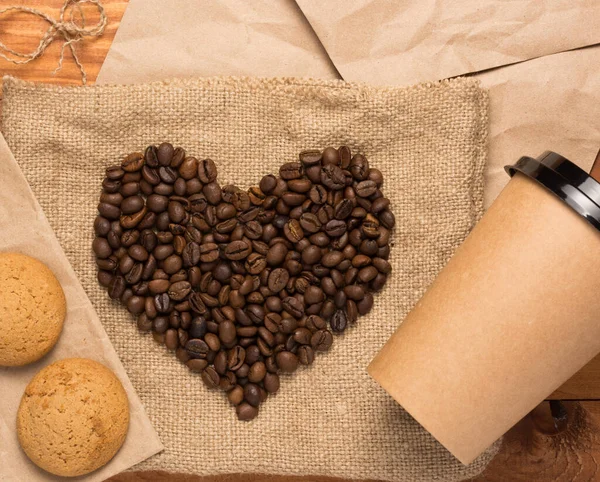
[96,0,339,85]
[295,0,600,86]
[369,172,600,464]
[0,133,163,481]
[2,75,495,481]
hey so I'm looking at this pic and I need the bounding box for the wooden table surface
[2,1,600,480]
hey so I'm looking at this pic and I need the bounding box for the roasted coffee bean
[106,165,125,180]
[186,338,210,359]
[322,146,340,166]
[149,279,170,294]
[201,366,221,388]
[182,241,201,266]
[224,240,250,260]
[237,402,258,421]
[197,158,217,183]
[263,372,280,393]
[350,154,369,180]
[282,297,304,318]
[321,164,345,190]
[297,345,315,365]
[121,152,145,172]
[154,293,171,313]
[311,329,333,351]
[168,281,191,301]
[275,351,298,373]
[283,219,304,243]
[299,213,321,233]
[330,310,348,332]
[299,149,321,167]
[199,242,219,262]
[248,361,267,383]
[187,358,209,372]
[94,216,111,237]
[92,237,112,259]
[324,219,347,237]
[268,268,289,292]
[306,314,327,332]
[228,346,246,371]
[279,162,302,180]
[357,292,374,315]
[102,177,121,193]
[156,142,174,166]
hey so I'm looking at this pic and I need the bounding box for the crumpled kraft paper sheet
[295,0,600,86]
[0,132,163,482]
[96,0,340,84]
[475,45,600,206]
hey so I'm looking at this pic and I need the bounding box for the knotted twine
[0,0,106,84]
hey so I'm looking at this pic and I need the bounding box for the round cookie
[17,358,130,477]
[0,252,66,366]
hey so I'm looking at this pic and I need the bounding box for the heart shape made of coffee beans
[93,144,394,420]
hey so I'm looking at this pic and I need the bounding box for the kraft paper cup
[368,152,600,465]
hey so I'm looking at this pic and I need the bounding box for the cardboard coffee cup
[368,152,600,465]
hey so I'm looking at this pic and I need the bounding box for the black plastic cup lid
[505,152,600,232]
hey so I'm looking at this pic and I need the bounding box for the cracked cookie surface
[0,252,66,366]
[17,357,130,477]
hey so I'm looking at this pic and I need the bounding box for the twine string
[0,0,107,84]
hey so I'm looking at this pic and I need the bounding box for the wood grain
[0,0,126,86]
[472,401,600,481]
[1,2,600,481]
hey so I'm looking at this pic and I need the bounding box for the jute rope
[0,0,106,84]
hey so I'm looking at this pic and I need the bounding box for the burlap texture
[2,75,496,481]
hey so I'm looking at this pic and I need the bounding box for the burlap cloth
[2,75,497,481]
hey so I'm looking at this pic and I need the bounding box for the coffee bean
[297,345,315,365]
[280,162,302,180]
[330,310,348,332]
[299,149,321,167]
[168,281,191,301]
[223,240,250,260]
[321,164,345,190]
[156,142,174,166]
[248,361,267,383]
[187,358,208,372]
[199,243,219,262]
[201,366,220,388]
[186,338,210,358]
[237,402,258,421]
[165,329,179,350]
[198,158,218,183]
[350,154,369,180]
[228,346,246,371]
[275,351,298,373]
[356,180,377,197]
[121,152,145,172]
[268,268,289,292]
[310,329,333,351]
[182,241,201,267]
[283,219,304,243]
[282,297,304,318]
[92,237,112,258]
[324,219,347,237]
[204,333,221,352]
[178,157,198,180]
[321,250,344,268]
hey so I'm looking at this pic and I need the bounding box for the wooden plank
[551,354,600,400]
[108,401,600,482]
[472,400,600,481]
[0,0,126,86]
